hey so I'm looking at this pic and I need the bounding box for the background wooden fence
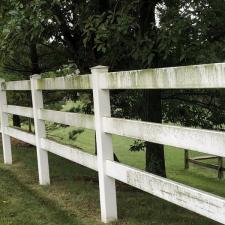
[0,63,225,224]
[184,149,224,179]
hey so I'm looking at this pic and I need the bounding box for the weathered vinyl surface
[0,63,225,224]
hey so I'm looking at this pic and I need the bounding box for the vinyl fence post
[31,75,50,185]
[91,66,118,223]
[0,79,12,164]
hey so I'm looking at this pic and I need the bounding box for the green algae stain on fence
[105,63,225,89]
[36,75,92,90]
[1,82,6,91]
[1,80,31,91]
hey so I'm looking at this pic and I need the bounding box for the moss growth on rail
[36,75,92,90]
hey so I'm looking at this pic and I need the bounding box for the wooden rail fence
[0,63,225,224]
[184,150,224,179]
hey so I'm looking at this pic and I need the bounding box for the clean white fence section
[40,138,97,171]
[3,105,34,118]
[0,63,225,224]
[39,109,94,129]
[4,127,36,146]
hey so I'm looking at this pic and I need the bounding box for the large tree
[1,0,225,176]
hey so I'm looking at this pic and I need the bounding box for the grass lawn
[0,125,224,225]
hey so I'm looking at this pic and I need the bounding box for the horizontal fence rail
[3,105,34,118]
[103,117,225,157]
[4,127,36,146]
[106,161,225,224]
[39,109,95,129]
[1,80,31,91]
[188,158,225,171]
[102,63,225,89]
[0,63,225,224]
[40,138,97,171]
[34,75,92,90]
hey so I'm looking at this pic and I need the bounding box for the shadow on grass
[0,146,223,225]
[0,167,86,225]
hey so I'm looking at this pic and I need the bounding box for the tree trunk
[30,42,41,74]
[139,0,166,177]
[13,115,21,127]
[143,90,166,177]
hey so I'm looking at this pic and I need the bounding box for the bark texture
[139,0,166,177]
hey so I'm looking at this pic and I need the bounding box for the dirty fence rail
[0,63,225,224]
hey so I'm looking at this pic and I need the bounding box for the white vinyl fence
[0,63,225,224]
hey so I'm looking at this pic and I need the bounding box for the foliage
[162,90,225,131]
[41,62,80,78]
[157,0,225,66]
[68,128,84,141]
[62,95,93,115]
[59,97,92,141]
[129,140,146,152]
[83,2,142,69]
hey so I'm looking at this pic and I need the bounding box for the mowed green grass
[49,126,225,196]
[0,126,224,225]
